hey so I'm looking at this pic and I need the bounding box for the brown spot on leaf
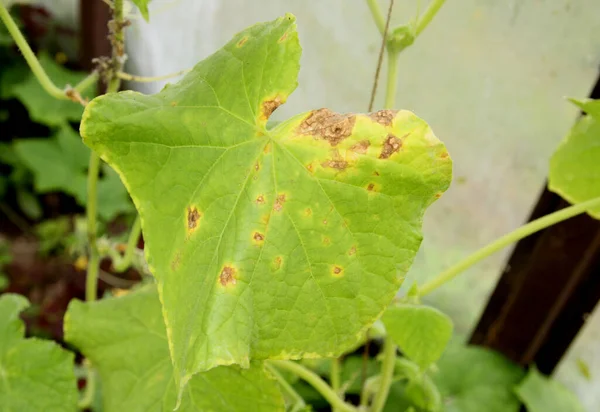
[379,134,403,159]
[306,163,314,173]
[263,142,272,153]
[187,207,201,231]
[304,208,312,217]
[171,252,181,271]
[254,162,260,171]
[253,232,265,242]
[440,151,449,159]
[349,246,357,256]
[435,193,442,199]
[373,171,380,176]
[272,256,283,271]
[297,108,356,146]
[278,32,288,42]
[332,266,344,277]
[321,159,348,170]
[261,96,282,120]
[367,183,376,191]
[256,195,265,205]
[170,101,178,107]
[237,36,248,47]
[219,266,237,286]
[323,219,328,225]
[350,140,370,154]
[274,194,286,212]
[322,236,331,246]
[369,109,397,126]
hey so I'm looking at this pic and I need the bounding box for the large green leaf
[514,367,585,412]
[382,303,453,369]
[6,52,93,126]
[80,14,452,391]
[0,294,78,411]
[432,344,524,412]
[13,126,133,220]
[64,285,285,412]
[549,98,600,218]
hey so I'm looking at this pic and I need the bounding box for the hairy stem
[371,338,397,412]
[265,363,307,412]
[269,360,357,412]
[117,68,190,83]
[419,196,600,296]
[85,0,126,302]
[416,0,447,36]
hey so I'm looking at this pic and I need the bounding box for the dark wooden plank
[79,0,110,83]
[470,73,600,374]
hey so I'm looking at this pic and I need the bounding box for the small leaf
[432,343,524,412]
[6,52,94,126]
[80,14,452,391]
[131,0,150,21]
[16,188,42,220]
[382,303,453,369]
[0,294,78,411]
[64,284,285,412]
[549,98,600,219]
[515,367,585,412]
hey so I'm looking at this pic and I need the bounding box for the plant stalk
[419,196,600,296]
[265,363,307,412]
[366,0,386,35]
[416,0,447,36]
[370,338,397,412]
[269,360,357,412]
[331,357,342,412]
[384,50,399,109]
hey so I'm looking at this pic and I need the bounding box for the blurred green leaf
[340,355,379,395]
[13,126,132,220]
[549,98,600,218]
[0,293,78,410]
[432,344,524,412]
[16,188,41,220]
[515,367,585,412]
[35,217,71,255]
[5,52,94,126]
[382,303,453,369]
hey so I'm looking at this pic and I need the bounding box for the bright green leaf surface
[131,0,150,21]
[382,303,453,369]
[549,98,600,218]
[0,294,78,411]
[6,52,93,126]
[13,126,133,220]
[515,367,585,412]
[432,344,524,412]
[64,285,285,412]
[80,14,451,390]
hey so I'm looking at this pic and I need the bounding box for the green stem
[366,0,386,35]
[371,338,397,412]
[331,357,342,412]
[74,71,99,93]
[384,50,399,109]
[419,196,600,296]
[416,0,447,36]
[269,360,357,412]
[85,153,101,301]
[265,363,307,412]
[0,3,96,101]
[0,2,63,99]
[77,360,95,409]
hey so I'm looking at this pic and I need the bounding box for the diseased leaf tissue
[79,13,452,394]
